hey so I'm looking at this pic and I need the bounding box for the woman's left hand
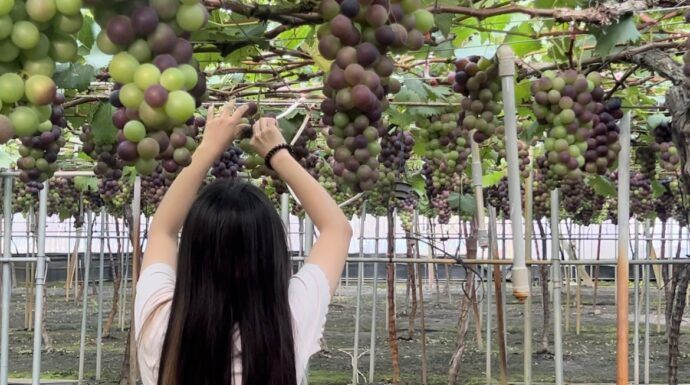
[200,101,249,156]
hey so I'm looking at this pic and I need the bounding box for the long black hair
[157,178,297,385]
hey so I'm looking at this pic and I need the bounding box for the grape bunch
[318,0,434,192]
[141,165,171,216]
[0,0,85,185]
[651,120,680,172]
[417,107,470,194]
[292,121,319,162]
[532,163,551,219]
[99,175,132,217]
[11,179,38,214]
[211,146,245,179]
[495,136,531,178]
[10,90,67,191]
[396,192,417,233]
[635,145,657,180]
[655,185,675,223]
[47,177,81,219]
[582,97,623,174]
[376,128,414,196]
[81,123,123,180]
[560,176,604,225]
[92,0,208,175]
[486,176,525,218]
[532,70,607,179]
[452,56,503,143]
[608,171,654,221]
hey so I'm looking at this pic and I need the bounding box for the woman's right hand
[250,117,287,158]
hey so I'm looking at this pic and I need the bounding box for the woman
[134,102,353,385]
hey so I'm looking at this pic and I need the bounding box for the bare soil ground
[6,278,690,384]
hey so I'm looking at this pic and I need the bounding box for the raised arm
[142,102,248,271]
[250,118,352,294]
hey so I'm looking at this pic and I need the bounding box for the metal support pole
[368,217,380,383]
[616,112,631,385]
[31,182,48,385]
[497,45,528,303]
[470,134,488,249]
[352,203,366,384]
[0,176,13,385]
[96,208,106,380]
[304,216,314,255]
[280,193,289,227]
[523,163,534,385]
[643,220,651,385]
[633,220,640,385]
[485,247,493,385]
[551,189,564,385]
[78,211,94,384]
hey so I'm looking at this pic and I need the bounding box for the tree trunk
[386,208,400,383]
[537,220,550,353]
[668,265,690,385]
[447,278,473,385]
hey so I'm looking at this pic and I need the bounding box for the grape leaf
[449,192,476,216]
[77,13,95,50]
[408,173,426,198]
[435,14,454,37]
[91,103,117,146]
[0,147,14,169]
[591,15,641,57]
[54,63,96,91]
[503,24,541,56]
[651,180,666,198]
[483,169,505,187]
[590,175,617,197]
[302,40,331,72]
[408,106,439,117]
[404,78,429,99]
[74,176,98,192]
[276,25,314,50]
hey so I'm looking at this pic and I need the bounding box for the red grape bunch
[81,123,123,180]
[92,0,208,175]
[635,145,657,180]
[319,0,434,192]
[651,120,680,172]
[532,162,551,219]
[531,70,606,179]
[13,92,67,191]
[560,176,604,225]
[452,56,503,143]
[607,171,654,221]
[141,165,171,216]
[211,146,245,179]
[486,176,524,218]
[582,97,623,174]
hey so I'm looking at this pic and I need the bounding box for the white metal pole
[634,219,640,385]
[96,208,106,379]
[352,203,366,384]
[497,45,528,303]
[470,134,487,249]
[0,176,11,385]
[78,211,94,384]
[643,220,651,385]
[31,182,48,385]
[304,216,314,255]
[485,248,493,385]
[280,193,289,227]
[616,112,632,384]
[551,189,564,385]
[368,217,380,383]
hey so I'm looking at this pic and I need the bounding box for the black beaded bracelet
[264,144,293,170]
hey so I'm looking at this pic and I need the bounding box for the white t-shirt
[134,263,331,385]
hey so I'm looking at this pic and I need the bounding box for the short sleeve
[134,263,176,337]
[289,263,331,374]
[134,263,176,385]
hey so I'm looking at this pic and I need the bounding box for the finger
[230,104,250,121]
[251,119,262,135]
[222,100,235,118]
[208,103,215,119]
